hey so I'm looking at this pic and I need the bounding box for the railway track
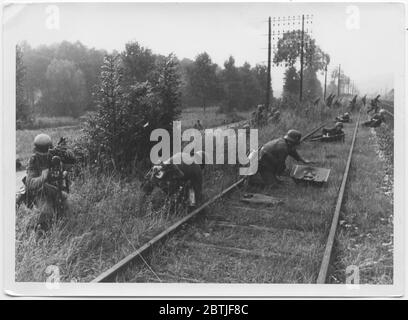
[92,118,362,284]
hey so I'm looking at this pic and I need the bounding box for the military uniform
[368,95,381,114]
[257,132,306,184]
[143,152,204,205]
[363,112,386,128]
[26,134,75,232]
[322,123,344,137]
[362,95,367,106]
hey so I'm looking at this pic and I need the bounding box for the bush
[80,53,181,174]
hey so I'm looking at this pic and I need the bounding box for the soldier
[363,109,386,128]
[322,122,344,137]
[368,94,381,114]
[25,134,76,233]
[362,94,367,107]
[326,94,335,108]
[194,120,203,130]
[349,95,357,112]
[142,152,205,208]
[256,104,265,126]
[254,129,312,185]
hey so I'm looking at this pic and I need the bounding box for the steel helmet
[379,109,386,116]
[335,122,344,128]
[345,112,350,116]
[33,134,52,154]
[284,129,302,144]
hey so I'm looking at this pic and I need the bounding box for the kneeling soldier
[26,134,76,232]
[142,152,205,208]
[255,129,311,185]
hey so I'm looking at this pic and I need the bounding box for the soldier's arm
[26,156,48,191]
[289,148,308,164]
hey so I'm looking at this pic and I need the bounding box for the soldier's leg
[36,200,55,234]
[259,161,281,185]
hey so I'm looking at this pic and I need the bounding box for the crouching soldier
[252,129,312,186]
[142,152,205,211]
[367,95,381,114]
[25,134,76,233]
[363,109,386,128]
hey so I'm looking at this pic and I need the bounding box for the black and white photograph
[1,0,405,297]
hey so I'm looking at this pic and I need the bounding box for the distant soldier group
[251,104,280,127]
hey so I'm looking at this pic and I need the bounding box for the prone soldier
[251,129,312,186]
[336,112,351,123]
[367,94,381,114]
[363,109,386,128]
[322,122,344,137]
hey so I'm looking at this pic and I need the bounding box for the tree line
[16,40,271,126]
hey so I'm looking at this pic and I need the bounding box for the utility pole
[266,16,272,111]
[323,63,328,101]
[337,64,341,97]
[299,14,305,102]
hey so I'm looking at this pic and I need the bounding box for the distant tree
[121,41,157,86]
[274,31,329,72]
[221,56,243,112]
[185,52,221,112]
[283,66,300,97]
[274,31,328,101]
[303,66,323,101]
[41,59,87,118]
[22,41,106,115]
[16,45,32,128]
[239,62,261,110]
[253,64,271,105]
[178,57,195,108]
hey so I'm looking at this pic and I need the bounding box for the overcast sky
[4,1,404,96]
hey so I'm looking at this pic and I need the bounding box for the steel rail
[92,122,330,282]
[316,112,362,283]
[92,178,245,282]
